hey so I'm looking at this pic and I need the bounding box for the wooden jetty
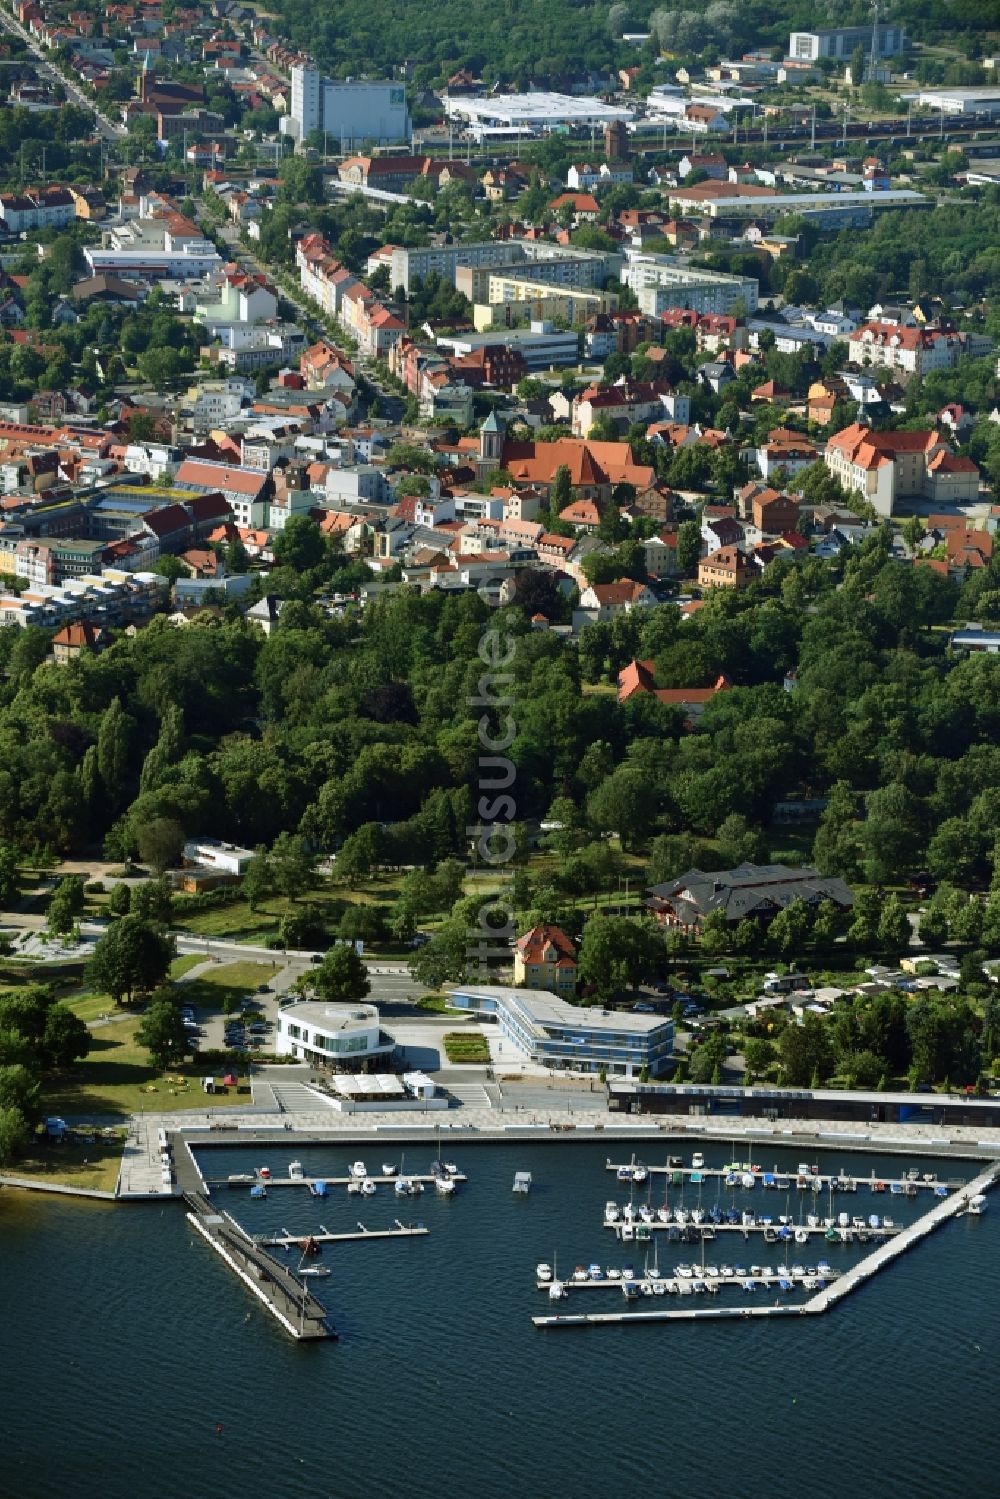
[534,1161,1000,1329]
[261,1221,429,1248]
[185,1194,335,1341]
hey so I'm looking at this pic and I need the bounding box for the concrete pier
[185,1197,335,1341]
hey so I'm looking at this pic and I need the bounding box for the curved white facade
[276,1000,385,1063]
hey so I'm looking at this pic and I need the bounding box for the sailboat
[548,1251,566,1300]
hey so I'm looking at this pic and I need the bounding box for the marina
[533,1159,1000,1329]
[4,1135,999,1499]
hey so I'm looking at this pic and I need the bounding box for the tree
[779,1013,833,1087]
[96,696,134,807]
[587,767,649,851]
[242,847,272,912]
[577,915,663,1001]
[136,999,191,1070]
[743,1036,775,1082]
[848,889,881,953]
[0,1104,29,1166]
[860,783,923,884]
[306,944,371,1004]
[271,514,325,573]
[676,519,701,577]
[137,817,185,875]
[109,881,132,918]
[0,844,20,908]
[688,1031,727,1084]
[550,465,572,513]
[877,893,910,955]
[41,1003,90,1069]
[86,917,174,1006]
[408,919,468,988]
[768,898,812,958]
[46,875,85,938]
[269,832,314,901]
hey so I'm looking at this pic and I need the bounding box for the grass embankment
[442,1032,491,1064]
[6,1138,125,1194]
[42,1013,248,1117]
[177,960,279,1011]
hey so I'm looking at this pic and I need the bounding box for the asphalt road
[0,4,125,141]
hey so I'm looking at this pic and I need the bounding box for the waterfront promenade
[113,1104,1000,1200]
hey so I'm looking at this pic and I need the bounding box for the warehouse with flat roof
[443,91,634,131]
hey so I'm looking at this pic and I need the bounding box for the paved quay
[113,1107,1000,1200]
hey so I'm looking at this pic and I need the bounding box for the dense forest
[1,528,999,909]
[263,0,993,89]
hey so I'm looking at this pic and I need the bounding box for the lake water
[2,1139,998,1499]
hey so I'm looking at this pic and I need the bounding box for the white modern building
[435,323,581,371]
[443,91,633,132]
[182,839,254,875]
[623,252,759,315]
[282,65,410,145]
[913,87,1000,117]
[788,24,906,61]
[275,1000,392,1066]
[446,984,674,1077]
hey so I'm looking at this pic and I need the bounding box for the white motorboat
[691,1152,704,1170]
[442,1161,459,1176]
[288,1161,304,1181]
[360,1178,376,1197]
[632,1161,648,1184]
[571,1266,589,1283]
[616,1165,632,1182]
[676,1279,693,1297]
[588,1264,603,1280]
[381,1163,398,1177]
[606,1267,622,1280]
[536,1262,553,1282]
[347,1180,362,1195]
[968,1194,988,1215]
[299,1266,331,1278]
[604,1200,620,1223]
[621,1222,635,1241]
[435,1175,456,1195]
[548,1280,566,1300]
[652,1281,667,1296]
[350,1161,368,1179]
[794,1227,809,1244]
[395,1178,413,1196]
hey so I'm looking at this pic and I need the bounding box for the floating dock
[538,1268,842,1294]
[606,1221,901,1240]
[208,1171,467,1190]
[261,1222,429,1248]
[534,1162,1000,1328]
[604,1161,963,1192]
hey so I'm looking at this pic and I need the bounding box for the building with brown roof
[698,545,752,590]
[513,923,577,994]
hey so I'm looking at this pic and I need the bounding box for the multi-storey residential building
[512,924,578,994]
[847,322,990,380]
[0,185,75,232]
[622,252,759,316]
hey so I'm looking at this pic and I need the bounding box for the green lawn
[8,1138,124,1193]
[176,959,279,1015]
[41,1015,247,1118]
[416,994,453,1014]
[169,954,204,980]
